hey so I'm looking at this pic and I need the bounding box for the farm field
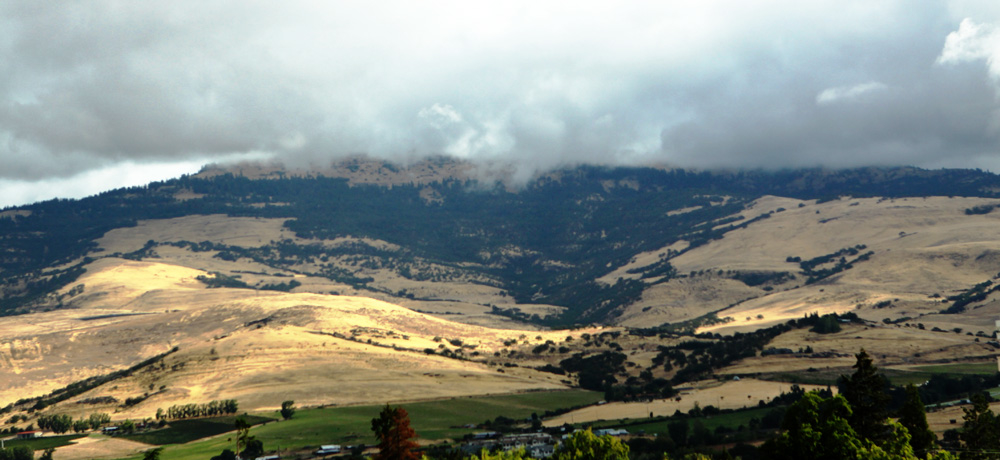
[588,406,775,434]
[109,390,602,460]
[2,434,86,451]
[543,379,830,427]
[122,415,274,445]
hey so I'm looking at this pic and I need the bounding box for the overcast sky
[4,2,1000,207]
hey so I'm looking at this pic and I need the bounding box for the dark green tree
[959,393,998,460]
[899,384,936,458]
[88,413,110,430]
[280,400,296,420]
[762,391,924,460]
[371,404,419,460]
[119,419,136,434]
[551,429,629,460]
[243,439,264,459]
[209,449,237,460]
[0,446,34,460]
[142,447,163,460]
[72,419,89,433]
[667,419,689,448]
[235,417,252,459]
[839,349,890,443]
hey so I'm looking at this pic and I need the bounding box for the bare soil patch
[52,435,152,460]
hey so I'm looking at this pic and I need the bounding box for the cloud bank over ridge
[4,2,1000,205]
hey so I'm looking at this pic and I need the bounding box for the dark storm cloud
[3,1,1000,206]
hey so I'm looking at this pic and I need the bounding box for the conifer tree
[371,404,419,460]
[899,384,936,458]
[839,349,891,443]
[959,393,998,460]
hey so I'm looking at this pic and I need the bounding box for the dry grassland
[93,215,297,254]
[544,378,832,426]
[716,324,995,376]
[51,435,152,460]
[88,214,540,328]
[606,195,1000,332]
[0,259,584,418]
[617,276,763,327]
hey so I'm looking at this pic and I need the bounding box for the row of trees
[155,399,238,420]
[36,412,110,434]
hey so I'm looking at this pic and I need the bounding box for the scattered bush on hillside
[965,204,997,215]
[196,272,250,289]
[728,271,795,287]
[940,279,1000,314]
[809,314,841,334]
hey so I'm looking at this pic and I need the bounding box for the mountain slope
[7,160,1000,329]
[0,258,572,416]
[613,195,1000,334]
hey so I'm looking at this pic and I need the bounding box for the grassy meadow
[113,390,601,460]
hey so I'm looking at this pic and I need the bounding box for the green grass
[587,407,774,435]
[116,390,602,460]
[758,369,845,386]
[907,362,998,375]
[3,434,86,450]
[760,362,999,387]
[122,415,274,445]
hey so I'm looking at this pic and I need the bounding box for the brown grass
[544,378,832,426]
[0,259,588,419]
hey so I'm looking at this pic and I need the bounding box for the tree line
[156,399,238,420]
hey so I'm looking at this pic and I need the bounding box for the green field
[760,362,999,387]
[587,406,774,434]
[116,390,602,460]
[3,434,86,451]
[757,369,846,386]
[123,415,274,445]
[907,362,998,375]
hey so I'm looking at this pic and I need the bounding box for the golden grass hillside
[612,196,1000,334]
[0,258,580,419]
[87,214,548,330]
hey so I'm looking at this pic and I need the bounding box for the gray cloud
[3,1,1000,199]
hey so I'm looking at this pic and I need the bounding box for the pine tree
[899,384,936,458]
[959,393,998,460]
[371,404,419,460]
[838,349,890,443]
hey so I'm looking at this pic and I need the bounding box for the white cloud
[938,18,1000,80]
[0,160,204,209]
[418,104,464,128]
[816,82,889,105]
[3,2,1000,205]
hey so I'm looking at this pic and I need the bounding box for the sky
[3,2,1000,207]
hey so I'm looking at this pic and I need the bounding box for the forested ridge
[3,164,1000,324]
